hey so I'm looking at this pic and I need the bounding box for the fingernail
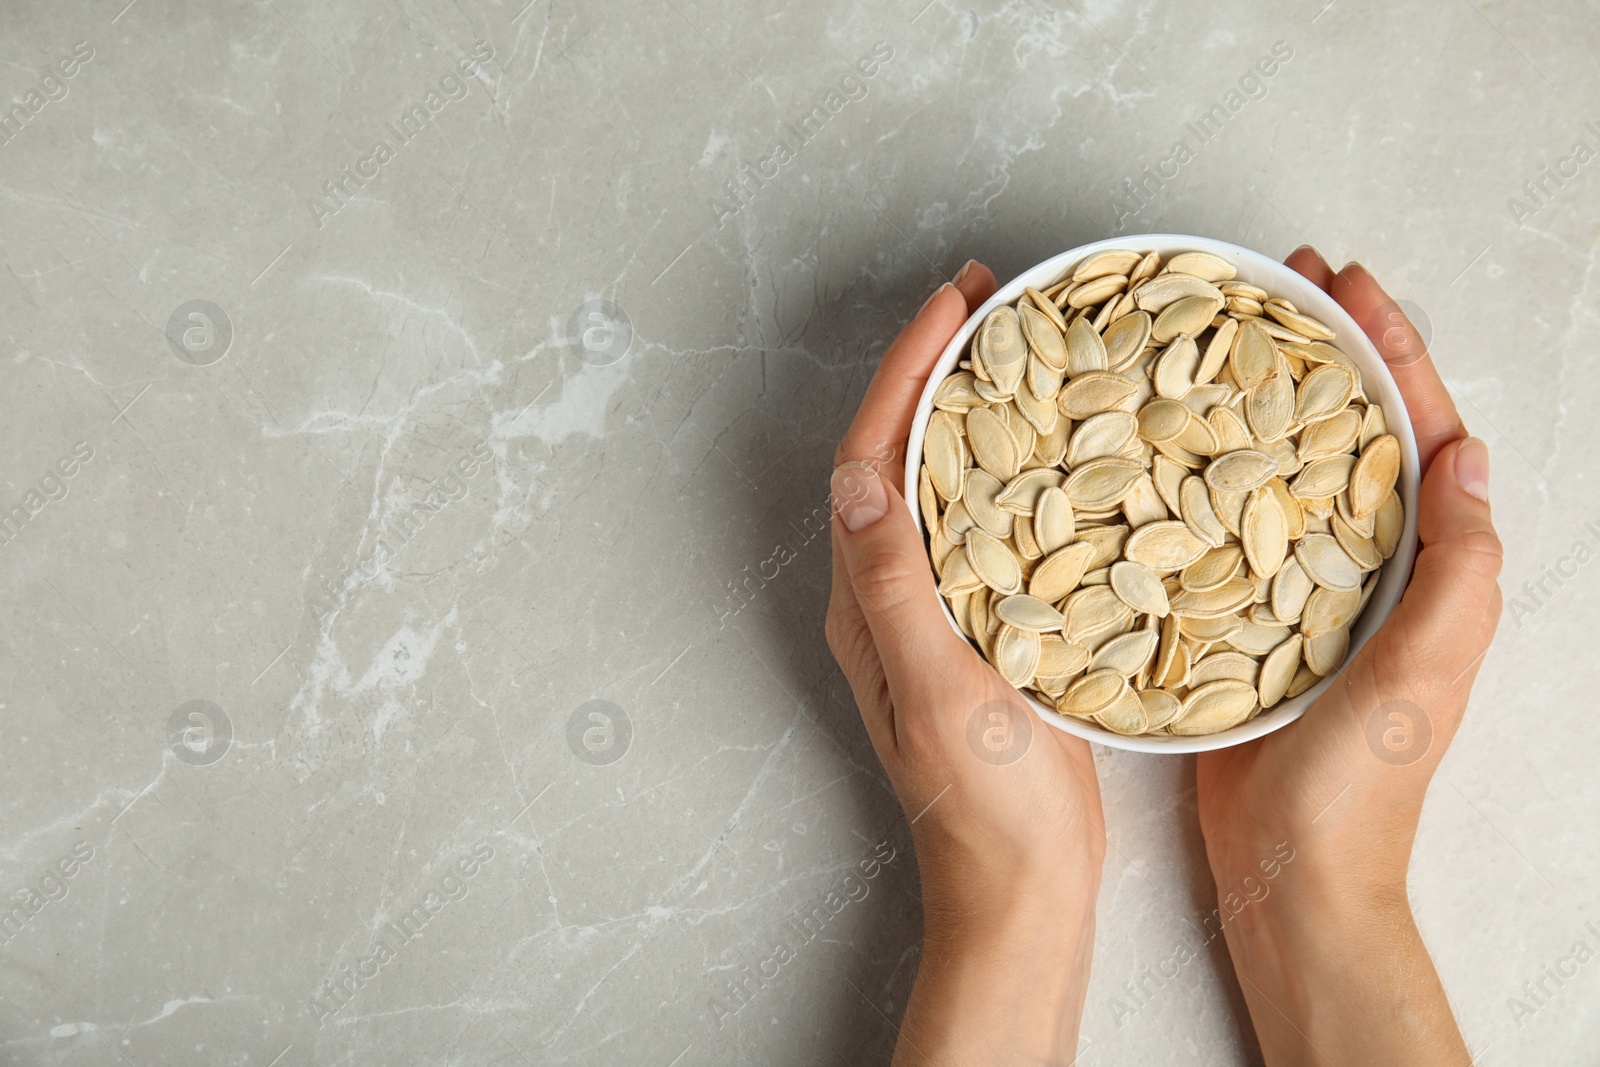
[831,462,889,532]
[1290,244,1316,257]
[918,283,952,316]
[1455,437,1490,502]
[953,259,977,286]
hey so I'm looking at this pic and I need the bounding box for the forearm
[1218,868,1469,1067]
[892,868,1098,1067]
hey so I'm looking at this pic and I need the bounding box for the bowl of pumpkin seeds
[905,236,1420,752]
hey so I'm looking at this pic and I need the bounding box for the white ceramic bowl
[904,234,1420,753]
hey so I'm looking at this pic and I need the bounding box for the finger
[835,280,971,469]
[1332,262,1467,472]
[830,461,974,704]
[1374,437,1502,694]
[826,524,896,752]
[1284,245,1335,291]
[954,258,998,313]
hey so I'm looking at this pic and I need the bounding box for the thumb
[1380,436,1503,690]
[830,461,974,699]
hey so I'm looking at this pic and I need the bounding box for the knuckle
[823,608,848,658]
[1452,528,1505,580]
[848,545,926,610]
[824,609,875,675]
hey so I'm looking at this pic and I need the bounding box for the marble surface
[1,0,1596,1063]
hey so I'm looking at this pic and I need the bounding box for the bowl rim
[903,234,1421,753]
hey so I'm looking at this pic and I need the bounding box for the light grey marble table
[1,1,1595,1064]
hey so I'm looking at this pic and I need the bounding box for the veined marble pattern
[0,1,1595,1064]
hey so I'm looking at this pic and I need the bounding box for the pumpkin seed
[1153,296,1224,344]
[1166,251,1236,282]
[1182,545,1244,592]
[1025,287,1068,331]
[1241,485,1289,579]
[1058,372,1141,419]
[1065,457,1145,511]
[1125,520,1210,570]
[1075,523,1132,569]
[1032,487,1076,554]
[1033,416,1073,467]
[1019,375,1061,437]
[1230,320,1278,390]
[1136,272,1224,312]
[1170,680,1258,735]
[1139,689,1184,730]
[1064,585,1134,644]
[967,406,1021,480]
[995,594,1067,633]
[1137,399,1191,444]
[1067,273,1127,308]
[933,371,984,412]
[1058,669,1129,717]
[1037,634,1092,680]
[1290,455,1356,500]
[979,307,1029,395]
[1110,559,1170,617]
[1300,585,1361,638]
[1294,364,1357,424]
[1294,533,1361,592]
[1264,301,1336,341]
[1349,433,1400,519]
[1068,411,1139,465]
[1103,310,1152,371]
[1074,250,1142,282]
[1170,577,1255,619]
[998,467,1065,515]
[1372,490,1403,559]
[967,529,1024,595]
[1227,619,1292,656]
[1208,405,1254,453]
[1063,315,1107,377]
[1029,540,1096,602]
[994,625,1042,686]
[937,549,985,596]
[1304,626,1349,675]
[1359,403,1388,449]
[1153,455,1187,514]
[1094,685,1149,735]
[1021,302,1069,373]
[1297,407,1361,462]
[1190,650,1260,686]
[1121,475,1169,528]
[1247,360,1296,442]
[963,469,1015,536]
[1205,450,1278,492]
[1270,557,1313,623]
[1153,335,1202,398]
[918,466,939,528]
[1090,628,1160,677]
[1257,633,1302,708]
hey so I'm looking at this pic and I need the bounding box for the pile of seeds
[919,248,1404,737]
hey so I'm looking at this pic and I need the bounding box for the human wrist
[922,853,1097,943]
[1215,854,1438,1063]
[901,863,1099,1067]
[1222,857,1415,965]
[1202,815,1413,915]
